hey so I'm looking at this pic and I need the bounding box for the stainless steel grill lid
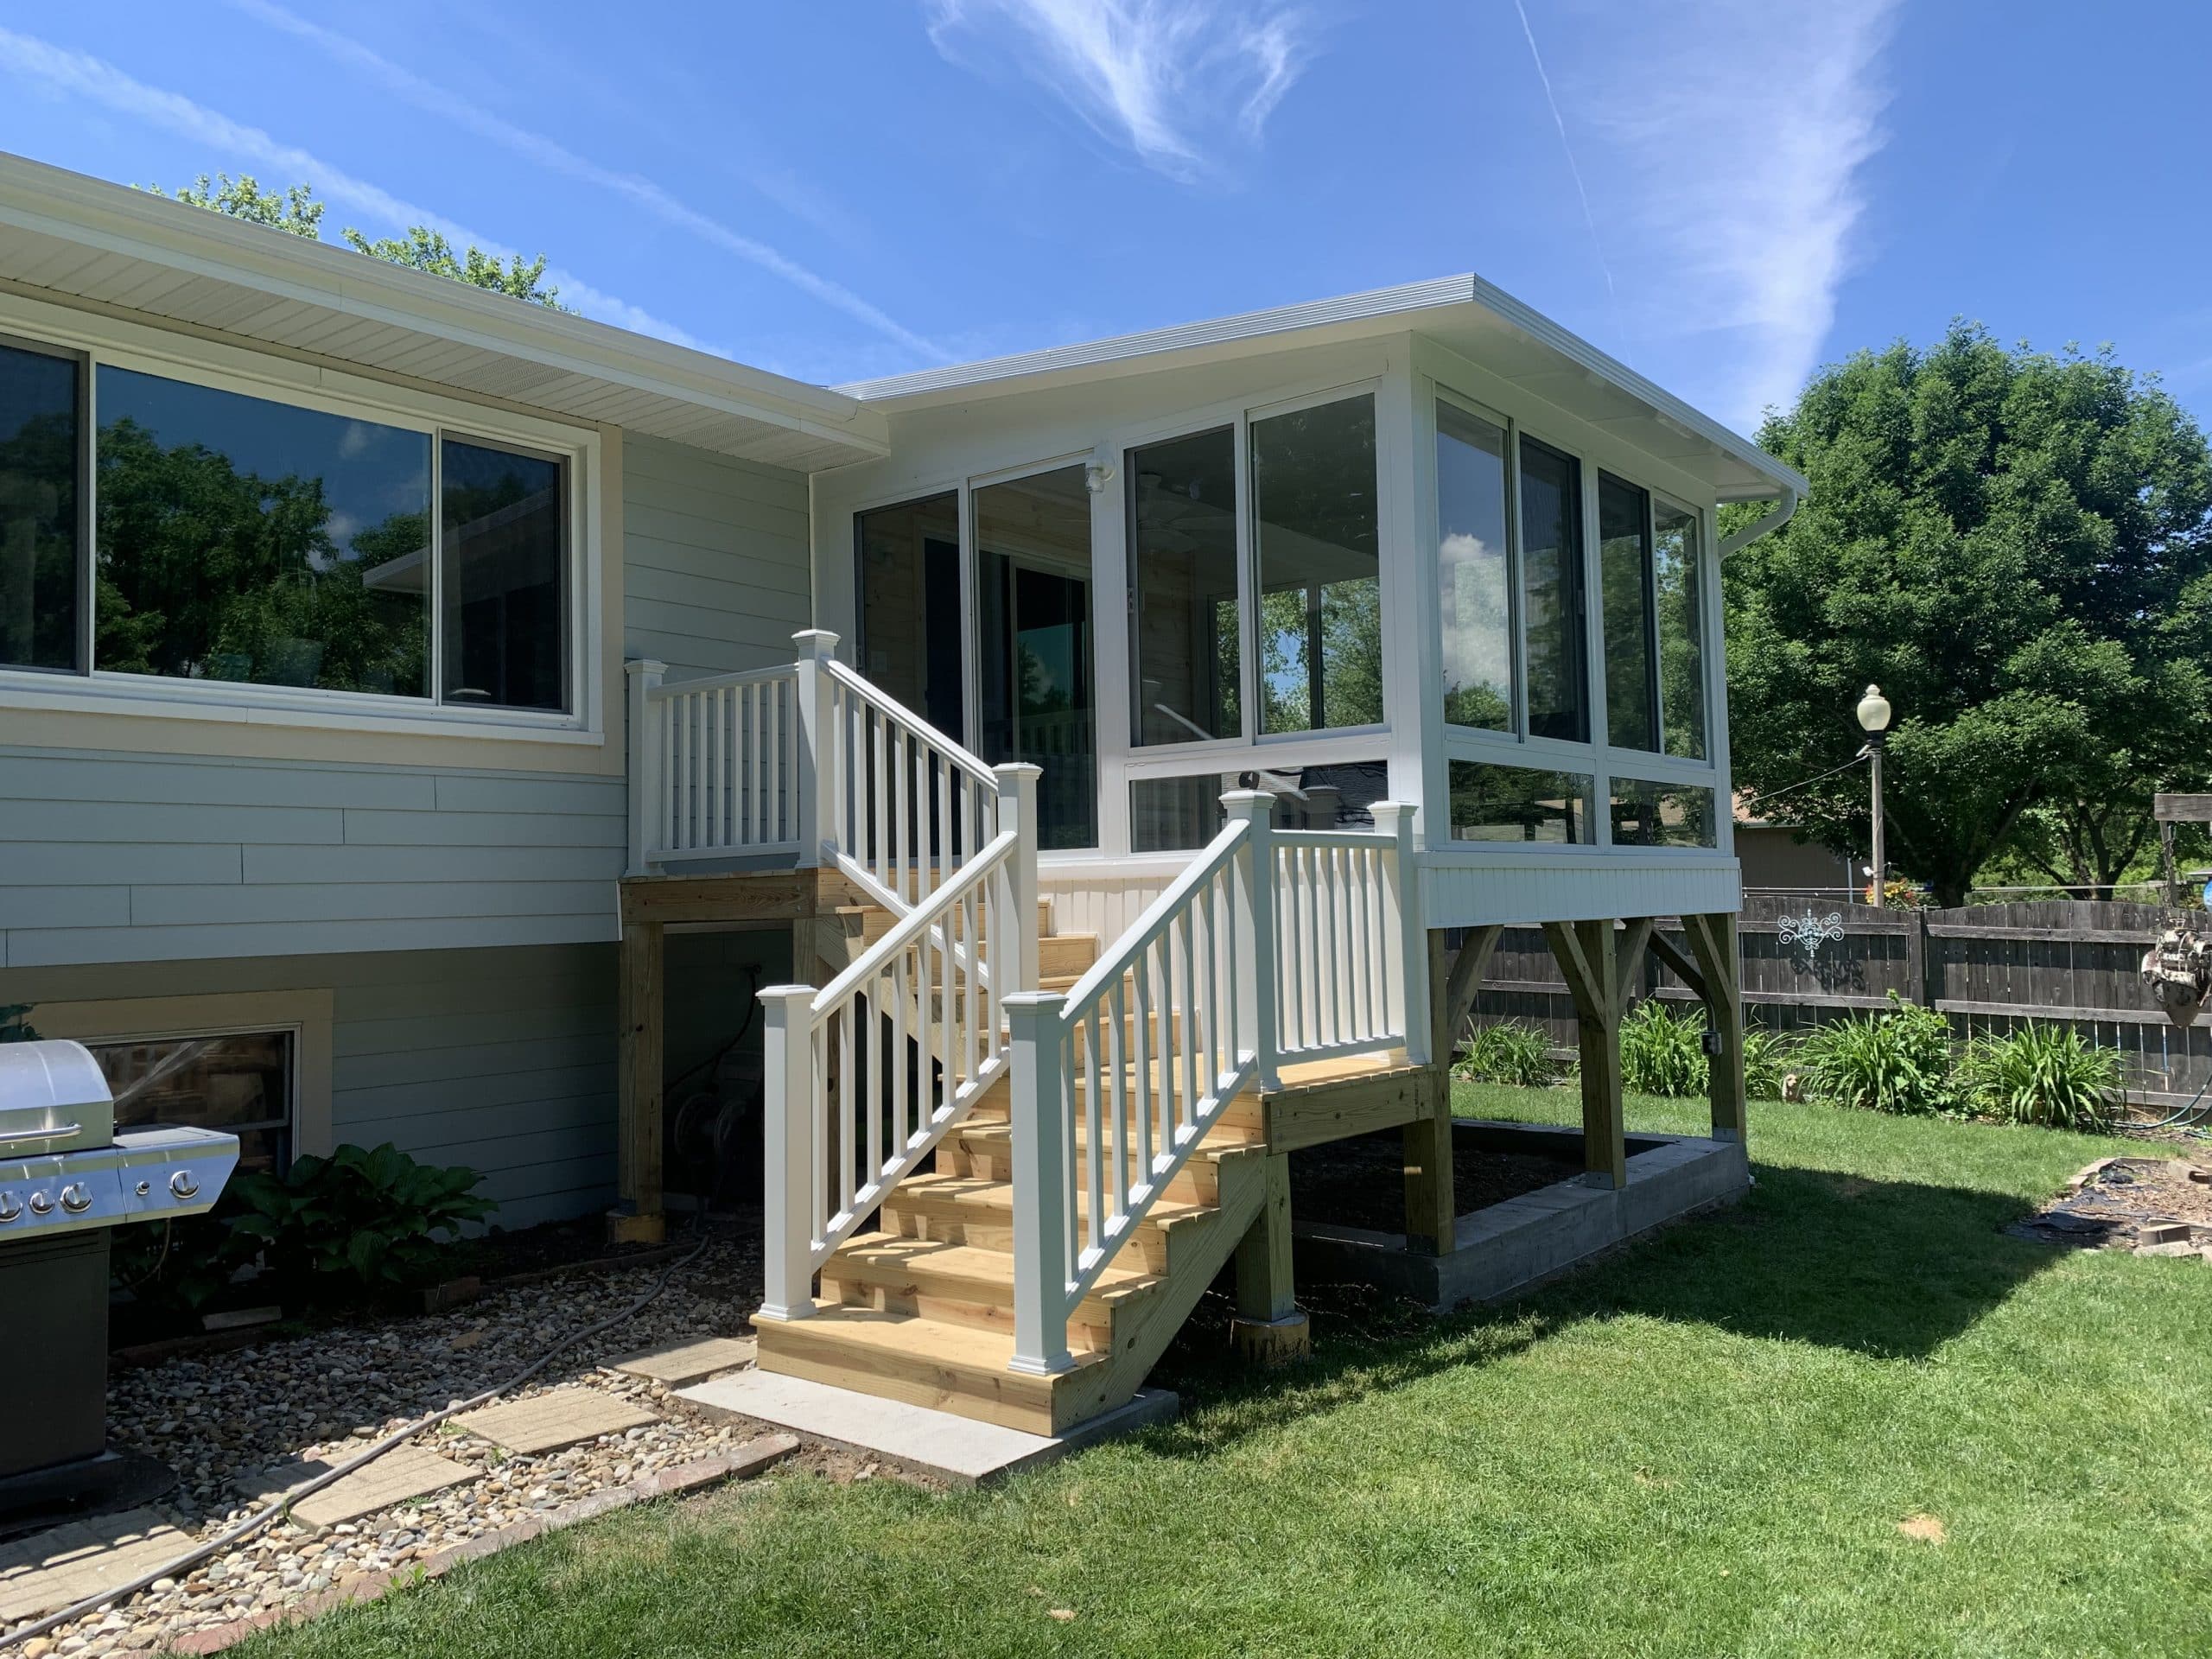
[0,1040,114,1158]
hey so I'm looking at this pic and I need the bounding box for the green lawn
[245,1090,2212,1659]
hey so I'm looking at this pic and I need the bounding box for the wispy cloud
[924,0,1315,182]
[1510,0,1615,310]
[1554,0,1899,431]
[224,0,942,364]
[0,26,718,352]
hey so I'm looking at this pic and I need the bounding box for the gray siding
[0,747,625,969]
[623,433,813,677]
[0,944,617,1230]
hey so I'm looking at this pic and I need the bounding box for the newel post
[757,984,818,1323]
[1370,802,1430,1064]
[791,629,839,868]
[1006,990,1073,1376]
[624,658,666,875]
[1222,790,1280,1091]
[995,763,1043,995]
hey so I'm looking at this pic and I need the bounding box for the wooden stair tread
[893,1169,1214,1222]
[760,1304,1108,1377]
[827,1235,1160,1300]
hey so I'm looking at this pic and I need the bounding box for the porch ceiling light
[1855,683,1892,736]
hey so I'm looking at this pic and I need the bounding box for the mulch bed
[2009,1154,2212,1249]
[1288,1128,1572,1234]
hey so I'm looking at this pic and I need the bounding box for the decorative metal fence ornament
[1777,911,1847,955]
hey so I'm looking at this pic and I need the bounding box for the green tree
[1727,323,2212,905]
[144,175,568,310]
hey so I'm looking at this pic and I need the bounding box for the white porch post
[624,658,666,876]
[1006,989,1073,1376]
[995,763,1043,995]
[792,629,839,868]
[757,983,818,1323]
[1222,790,1279,1091]
[1370,802,1429,1064]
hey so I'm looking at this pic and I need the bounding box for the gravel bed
[10,1226,781,1656]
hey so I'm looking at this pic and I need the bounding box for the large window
[1448,760,1595,844]
[1251,395,1382,734]
[1436,400,1512,732]
[1653,498,1707,760]
[1599,472,1658,753]
[1518,435,1588,743]
[1131,758,1387,854]
[855,492,963,737]
[0,346,576,715]
[1128,427,1239,746]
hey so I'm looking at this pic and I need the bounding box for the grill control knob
[59,1183,92,1215]
[0,1192,19,1223]
[27,1191,53,1217]
[169,1170,201,1201]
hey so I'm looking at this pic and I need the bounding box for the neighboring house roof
[836,274,1807,505]
[0,152,888,471]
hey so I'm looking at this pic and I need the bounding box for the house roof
[0,153,888,472]
[836,274,1806,504]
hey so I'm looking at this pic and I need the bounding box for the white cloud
[224,0,944,364]
[0,26,721,353]
[1554,0,1899,431]
[925,0,1314,182]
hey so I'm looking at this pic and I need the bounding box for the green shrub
[1742,1027,1795,1101]
[1799,994,1957,1115]
[1959,1022,2120,1133]
[1619,1001,1709,1096]
[226,1142,493,1294]
[1454,1020,1560,1087]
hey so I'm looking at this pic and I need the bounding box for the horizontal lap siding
[623,434,812,679]
[0,748,624,968]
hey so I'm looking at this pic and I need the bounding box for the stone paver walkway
[452,1388,658,1457]
[245,1444,480,1530]
[0,1507,190,1624]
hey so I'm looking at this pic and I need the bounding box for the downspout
[1718,481,1800,557]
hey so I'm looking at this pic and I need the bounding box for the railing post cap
[1219,788,1276,817]
[624,657,668,678]
[1370,799,1415,824]
[758,982,818,1006]
[791,628,840,657]
[1001,989,1066,1009]
[993,760,1045,782]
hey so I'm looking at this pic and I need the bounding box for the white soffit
[836,274,1805,501]
[0,153,889,472]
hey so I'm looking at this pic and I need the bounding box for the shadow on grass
[1135,1160,2063,1459]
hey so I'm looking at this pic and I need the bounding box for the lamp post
[1856,684,1893,906]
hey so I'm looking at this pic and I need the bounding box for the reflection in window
[0,339,79,671]
[1251,395,1382,734]
[442,440,565,711]
[1436,400,1511,731]
[1518,436,1587,743]
[96,365,430,694]
[92,1030,294,1176]
[1128,427,1239,746]
[1654,499,1707,760]
[856,493,963,737]
[1599,472,1657,753]
[1131,760,1387,853]
[977,465,1096,849]
[1447,760,1594,844]
[1610,779,1717,849]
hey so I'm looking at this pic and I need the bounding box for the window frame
[0,294,602,746]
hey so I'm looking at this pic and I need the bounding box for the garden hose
[0,1224,715,1653]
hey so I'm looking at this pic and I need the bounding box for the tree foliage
[144,173,568,310]
[1727,323,2212,903]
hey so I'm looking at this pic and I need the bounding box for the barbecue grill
[0,1039,238,1524]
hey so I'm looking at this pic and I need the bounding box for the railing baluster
[1085,1003,1104,1258]
[1109,976,1128,1219]
[1179,909,1198,1135]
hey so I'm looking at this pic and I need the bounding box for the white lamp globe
[1855,684,1892,734]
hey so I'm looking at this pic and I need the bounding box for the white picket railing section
[1272,804,1423,1063]
[626,660,800,867]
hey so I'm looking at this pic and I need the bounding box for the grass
[243,1089,2212,1659]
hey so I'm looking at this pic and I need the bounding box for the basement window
[90,1030,296,1177]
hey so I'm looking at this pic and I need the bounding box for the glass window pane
[1447,760,1595,843]
[1130,759,1388,852]
[1252,395,1382,734]
[977,465,1096,849]
[95,365,429,695]
[1436,400,1510,731]
[1654,499,1707,760]
[1599,473,1657,753]
[1610,779,1717,849]
[441,439,565,711]
[857,493,963,736]
[1518,436,1587,743]
[0,340,79,671]
[1129,427,1239,746]
[95,1030,294,1177]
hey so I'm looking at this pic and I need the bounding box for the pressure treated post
[791,628,839,868]
[996,763,1043,995]
[1232,1153,1310,1364]
[624,658,666,875]
[1370,802,1429,1065]
[1686,912,1748,1143]
[1006,991,1073,1377]
[757,984,818,1323]
[1544,918,1628,1189]
[1222,790,1280,1090]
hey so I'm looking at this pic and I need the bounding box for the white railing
[626,659,800,868]
[1004,791,1427,1375]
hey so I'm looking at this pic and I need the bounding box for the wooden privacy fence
[1468,895,2212,1107]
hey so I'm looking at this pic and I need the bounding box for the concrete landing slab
[612,1336,756,1387]
[453,1388,658,1456]
[676,1370,1177,1488]
[245,1444,478,1529]
[0,1507,189,1624]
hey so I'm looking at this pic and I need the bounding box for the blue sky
[0,1,2203,438]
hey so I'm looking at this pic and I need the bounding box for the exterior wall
[1737,823,1854,893]
[0,944,617,1230]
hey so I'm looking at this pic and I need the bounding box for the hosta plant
[227,1142,494,1293]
